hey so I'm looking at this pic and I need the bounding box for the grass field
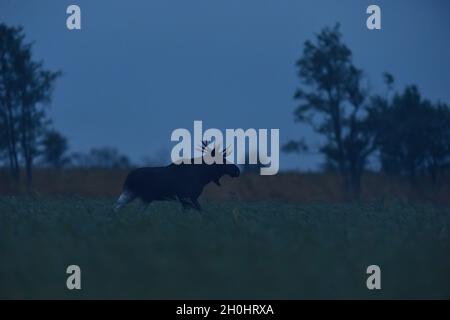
[1,196,449,299]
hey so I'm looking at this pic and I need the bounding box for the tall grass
[1,197,449,299]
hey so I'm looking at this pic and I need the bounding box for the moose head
[199,140,240,185]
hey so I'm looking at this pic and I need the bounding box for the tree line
[0,24,132,192]
[2,23,449,196]
[284,24,450,196]
[0,24,60,191]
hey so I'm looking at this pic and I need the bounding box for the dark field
[1,196,449,299]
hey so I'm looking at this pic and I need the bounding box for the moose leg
[190,198,202,211]
[113,190,135,212]
[139,200,150,213]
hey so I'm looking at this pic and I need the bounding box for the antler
[202,140,210,150]
[196,140,212,154]
[206,141,220,157]
[196,141,231,158]
[223,145,232,156]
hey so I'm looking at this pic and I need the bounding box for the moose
[113,142,240,212]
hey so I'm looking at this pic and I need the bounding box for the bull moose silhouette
[113,141,240,212]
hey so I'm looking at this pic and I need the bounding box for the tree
[0,24,60,191]
[426,102,450,183]
[70,147,131,169]
[285,24,376,196]
[41,130,70,168]
[0,25,21,179]
[372,85,450,184]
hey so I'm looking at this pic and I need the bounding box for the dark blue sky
[1,0,449,170]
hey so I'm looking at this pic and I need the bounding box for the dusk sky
[1,0,449,170]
